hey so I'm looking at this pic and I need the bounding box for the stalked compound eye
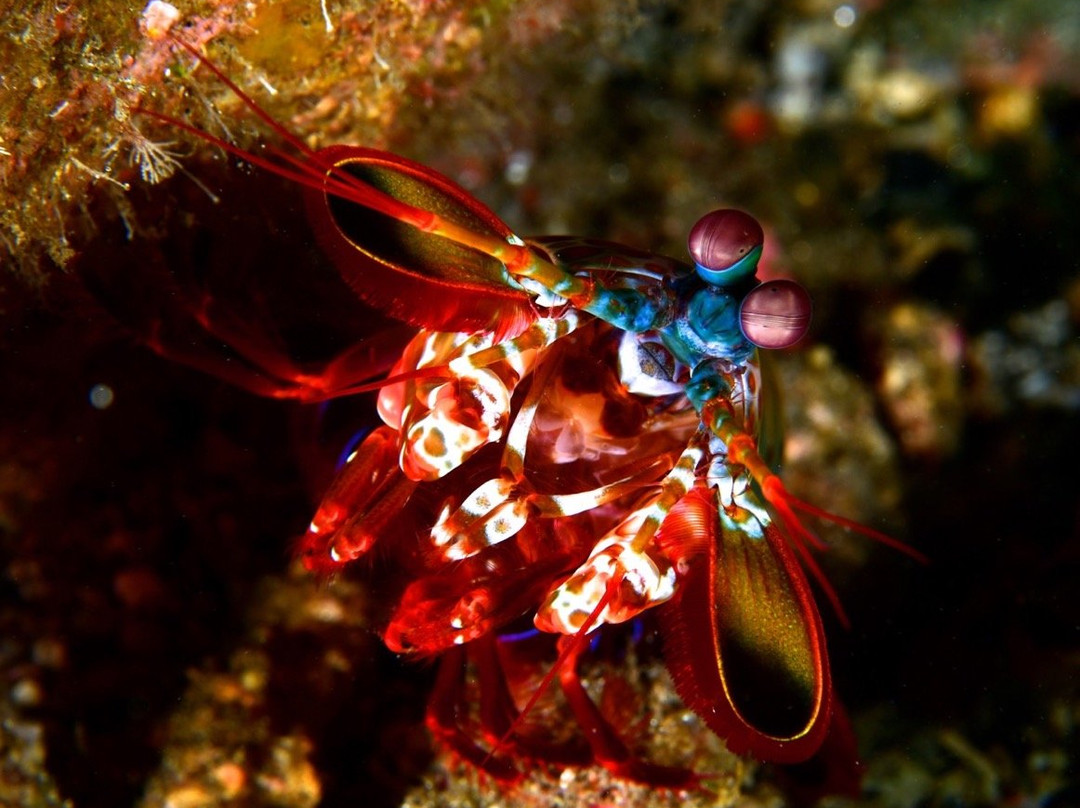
[687,209,765,286]
[739,279,812,349]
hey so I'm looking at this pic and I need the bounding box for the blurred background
[1,1,1077,806]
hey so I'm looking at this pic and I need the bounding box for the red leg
[471,634,523,744]
[82,240,414,402]
[483,635,591,768]
[426,644,522,782]
[160,290,414,401]
[426,635,594,781]
[555,635,701,789]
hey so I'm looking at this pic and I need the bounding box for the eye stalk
[739,279,812,349]
[687,209,765,286]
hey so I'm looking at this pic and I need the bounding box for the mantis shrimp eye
[687,209,765,286]
[739,279,813,349]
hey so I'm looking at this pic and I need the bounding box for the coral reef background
[2,0,1078,806]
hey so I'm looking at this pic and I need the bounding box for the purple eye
[687,209,765,286]
[739,280,812,349]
